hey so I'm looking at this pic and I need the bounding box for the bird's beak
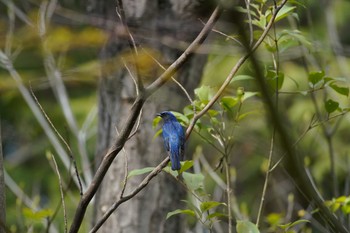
[156,113,161,117]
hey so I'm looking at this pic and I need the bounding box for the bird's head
[156,111,177,122]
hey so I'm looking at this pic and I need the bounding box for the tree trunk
[0,122,6,233]
[90,0,207,232]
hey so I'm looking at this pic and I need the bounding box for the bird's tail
[170,145,181,171]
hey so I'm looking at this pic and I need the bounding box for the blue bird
[157,111,185,171]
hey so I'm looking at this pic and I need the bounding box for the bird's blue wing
[162,127,170,152]
[161,116,185,171]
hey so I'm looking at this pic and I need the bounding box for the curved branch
[144,6,223,97]
[68,5,223,233]
[185,0,288,138]
[89,158,169,233]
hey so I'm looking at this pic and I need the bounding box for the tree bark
[0,122,6,233]
[91,0,208,232]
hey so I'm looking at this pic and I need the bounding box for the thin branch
[116,0,144,91]
[49,153,68,233]
[68,6,222,232]
[140,47,195,112]
[199,19,243,47]
[30,86,83,195]
[0,51,83,190]
[145,6,223,97]
[256,129,275,227]
[257,21,280,227]
[38,1,93,185]
[225,158,232,233]
[89,158,169,233]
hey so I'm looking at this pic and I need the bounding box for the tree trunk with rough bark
[90,0,208,232]
[0,123,6,233]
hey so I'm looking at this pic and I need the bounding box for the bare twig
[30,86,84,195]
[140,47,195,111]
[257,21,280,227]
[38,0,93,185]
[256,129,275,227]
[49,153,68,233]
[116,0,144,91]
[0,51,83,190]
[224,158,232,233]
[145,6,223,97]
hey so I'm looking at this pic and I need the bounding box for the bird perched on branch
[157,111,185,171]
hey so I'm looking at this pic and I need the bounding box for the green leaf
[231,75,255,83]
[221,96,239,111]
[166,209,195,220]
[153,129,162,140]
[279,219,310,230]
[200,201,225,212]
[329,84,349,97]
[23,208,53,221]
[179,160,194,173]
[236,220,260,233]
[153,116,162,128]
[266,213,283,226]
[341,202,350,214]
[172,111,190,126]
[242,92,259,101]
[128,167,155,178]
[207,212,227,219]
[266,70,284,91]
[308,71,325,87]
[275,5,296,22]
[194,86,215,102]
[325,99,339,113]
[183,172,204,191]
[238,111,258,121]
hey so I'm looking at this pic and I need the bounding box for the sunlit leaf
[200,201,226,212]
[166,209,195,220]
[221,96,239,111]
[329,84,349,97]
[279,219,310,230]
[230,74,254,83]
[183,172,204,191]
[207,212,227,219]
[194,86,215,102]
[266,213,283,226]
[172,111,190,126]
[236,220,260,233]
[128,167,155,178]
[179,160,194,173]
[275,5,296,22]
[153,129,162,140]
[242,92,259,101]
[153,116,162,128]
[23,208,53,221]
